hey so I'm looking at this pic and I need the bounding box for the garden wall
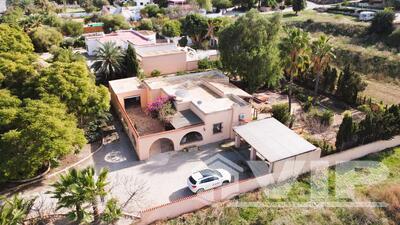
[136,135,400,225]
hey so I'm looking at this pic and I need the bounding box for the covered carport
[233,118,321,179]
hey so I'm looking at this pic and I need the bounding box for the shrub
[369,184,400,222]
[305,136,336,156]
[158,101,176,122]
[151,69,161,77]
[320,110,334,126]
[101,15,130,33]
[140,4,164,18]
[138,18,153,30]
[62,20,84,37]
[30,26,63,52]
[178,36,188,47]
[198,58,221,70]
[335,112,358,150]
[369,9,395,35]
[271,103,291,125]
[387,28,400,48]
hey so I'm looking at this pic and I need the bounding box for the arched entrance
[149,138,174,156]
[180,132,203,145]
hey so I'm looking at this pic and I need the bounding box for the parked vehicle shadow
[169,187,193,202]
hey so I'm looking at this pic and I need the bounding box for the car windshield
[188,176,197,184]
[199,169,222,178]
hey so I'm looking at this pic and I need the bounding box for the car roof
[191,169,217,181]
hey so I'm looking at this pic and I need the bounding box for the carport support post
[250,147,257,160]
[235,134,241,148]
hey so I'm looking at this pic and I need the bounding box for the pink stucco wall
[140,52,187,76]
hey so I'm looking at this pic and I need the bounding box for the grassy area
[163,147,400,225]
[280,10,367,25]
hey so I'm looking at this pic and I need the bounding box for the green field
[163,147,400,225]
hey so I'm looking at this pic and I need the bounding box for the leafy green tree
[30,26,63,52]
[101,198,122,225]
[39,61,110,126]
[181,14,209,48]
[369,8,395,35]
[336,65,366,105]
[0,24,34,53]
[310,35,335,103]
[0,96,86,181]
[138,18,153,30]
[0,195,35,225]
[123,44,140,77]
[0,52,39,98]
[101,15,130,33]
[336,112,357,150]
[62,20,84,37]
[0,89,21,133]
[140,4,164,17]
[292,0,306,15]
[212,0,232,11]
[49,167,109,224]
[162,19,182,37]
[280,27,310,114]
[91,41,124,82]
[51,47,86,63]
[219,10,282,92]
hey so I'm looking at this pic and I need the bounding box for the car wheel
[197,188,205,193]
[223,180,230,185]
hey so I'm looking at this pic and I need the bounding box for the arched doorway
[149,138,174,156]
[180,132,203,145]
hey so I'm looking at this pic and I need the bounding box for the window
[213,123,223,134]
[200,177,217,184]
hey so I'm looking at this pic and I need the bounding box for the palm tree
[280,27,311,114]
[48,167,109,224]
[0,195,34,225]
[80,167,109,224]
[310,35,335,104]
[91,41,124,83]
[48,168,89,223]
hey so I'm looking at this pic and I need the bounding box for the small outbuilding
[233,118,321,178]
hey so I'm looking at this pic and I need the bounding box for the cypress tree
[123,44,139,77]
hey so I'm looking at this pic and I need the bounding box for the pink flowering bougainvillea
[146,96,175,118]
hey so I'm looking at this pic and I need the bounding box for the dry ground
[362,79,400,105]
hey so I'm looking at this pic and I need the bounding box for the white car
[187,168,232,193]
[359,11,376,21]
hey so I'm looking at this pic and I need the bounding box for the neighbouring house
[101,5,144,21]
[109,70,253,160]
[85,30,156,55]
[85,30,219,75]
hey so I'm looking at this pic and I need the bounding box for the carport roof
[233,118,316,162]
